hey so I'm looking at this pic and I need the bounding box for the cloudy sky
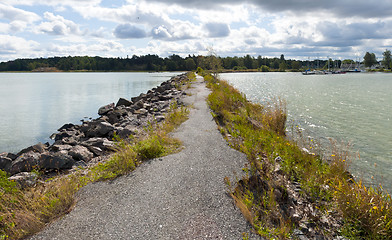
[1,0,392,62]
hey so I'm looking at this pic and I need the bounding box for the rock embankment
[0,73,190,186]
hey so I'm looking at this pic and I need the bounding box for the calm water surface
[0,72,180,154]
[221,72,392,190]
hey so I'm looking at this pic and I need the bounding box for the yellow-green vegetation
[204,73,392,239]
[0,73,193,240]
[89,102,189,182]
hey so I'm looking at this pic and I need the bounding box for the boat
[302,70,315,75]
[302,70,327,75]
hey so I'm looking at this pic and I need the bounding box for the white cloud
[36,12,85,36]
[0,35,39,55]
[72,3,168,27]
[44,40,125,57]
[0,3,41,22]
[0,23,10,33]
[151,25,172,39]
[131,40,206,57]
[193,4,250,24]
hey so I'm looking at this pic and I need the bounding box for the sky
[1,0,392,62]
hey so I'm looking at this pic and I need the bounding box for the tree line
[0,54,319,72]
[1,51,391,72]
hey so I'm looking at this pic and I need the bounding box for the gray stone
[5,152,17,160]
[99,122,115,135]
[155,115,165,122]
[61,136,81,146]
[85,121,115,138]
[116,98,133,107]
[69,145,93,161]
[9,172,38,188]
[53,130,83,142]
[134,108,148,116]
[0,156,12,172]
[292,229,309,240]
[98,103,115,115]
[159,93,173,101]
[106,109,130,124]
[17,142,47,155]
[133,100,144,110]
[155,86,165,93]
[151,96,160,102]
[82,138,114,151]
[39,152,75,170]
[117,126,137,139]
[73,160,88,168]
[86,146,104,156]
[50,144,73,152]
[58,123,75,131]
[10,151,41,175]
[143,103,151,109]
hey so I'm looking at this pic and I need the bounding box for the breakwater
[0,73,190,183]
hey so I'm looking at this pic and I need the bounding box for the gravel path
[31,76,261,240]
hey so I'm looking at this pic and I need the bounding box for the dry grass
[0,173,85,239]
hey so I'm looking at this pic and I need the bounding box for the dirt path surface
[31,76,261,240]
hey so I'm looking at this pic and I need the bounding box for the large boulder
[98,103,115,115]
[58,123,76,131]
[9,172,38,188]
[5,152,17,160]
[50,144,73,152]
[106,109,130,124]
[17,142,47,156]
[116,126,137,139]
[52,130,83,142]
[82,137,114,151]
[39,152,75,170]
[132,100,144,110]
[86,146,104,156]
[131,93,146,103]
[69,145,93,161]
[0,155,12,172]
[155,85,166,93]
[116,98,132,107]
[10,151,42,175]
[84,121,115,138]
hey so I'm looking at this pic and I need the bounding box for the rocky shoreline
[0,73,190,186]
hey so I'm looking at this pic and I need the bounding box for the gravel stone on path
[31,76,262,240]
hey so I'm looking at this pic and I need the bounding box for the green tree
[272,59,280,69]
[185,58,196,71]
[382,49,391,69]
[291,61,301,70]
[363,52,377,68]
[278,62,287,71]
[166,60,178,71]
[244,55,253,69]
[259,65,270,72]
